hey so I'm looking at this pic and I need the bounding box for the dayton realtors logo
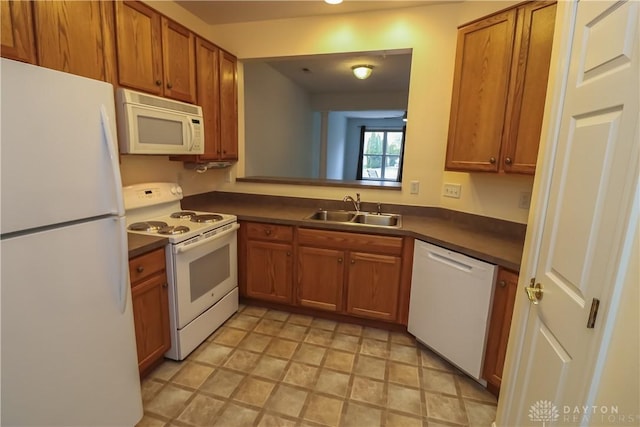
[529,400,560,426]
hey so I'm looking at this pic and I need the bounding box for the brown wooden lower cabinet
[129,247,170,376]
[483,267,519,395]
[297,245,345,312]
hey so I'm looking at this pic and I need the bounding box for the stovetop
[123,183,236,244]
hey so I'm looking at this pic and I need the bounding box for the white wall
[326,112,347,179]
[139,0,533,223]
[243,62,316,178]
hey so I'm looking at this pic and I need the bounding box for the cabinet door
[297,246,344,312]
[195,37,221,160]
[131,272,170,375]
[502,2,557,174]
[34,1,116,82]
[346,252,401,321]
[482,267,518,394]
[219,50,238,160]
[246,240,293,303]
[161,16,196,103]
[114,0,162,95]
[1,0,36,64]
[445,9,517,172]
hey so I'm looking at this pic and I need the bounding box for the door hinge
[587,298,600,329]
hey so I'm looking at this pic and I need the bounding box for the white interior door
[498,1,639,425]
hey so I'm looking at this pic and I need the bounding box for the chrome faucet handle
[376,202,382,214]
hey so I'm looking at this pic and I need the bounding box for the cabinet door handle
[504,157,513,165]
[350,259,355,265]
[338,258,343,263]
[162,283,168,288]
[265,229,272,236]
[136,266,144,273]
[155,80,162,86]
[166,82,173,89]
[286,251,291,256]
[489,157,496,164]
[499,280,507,288]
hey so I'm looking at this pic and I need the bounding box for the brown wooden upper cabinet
[1,0,37,64]
[114,0,196,104]
[445,1,557,174]
[33,1,116,83]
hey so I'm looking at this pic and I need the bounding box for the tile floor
[137,305,498,427]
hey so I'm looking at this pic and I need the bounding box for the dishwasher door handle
[427,251,474,272]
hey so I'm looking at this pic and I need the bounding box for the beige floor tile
[422,369,457,396]
[253,355,289,381]
[388,361,420,388]
[224,349,261,372]
[283,362,318,388]
[233,377,276,406]
[323,349,355,372]
[265,384,309,418]
[146,384,193,418]
[387,383,423,416]
[310,318,338,331]
[199,368,245,398]
[363,327,390,342]
[425,392,468,425]
[238,332,273,352]
[150,360,184,381]
[264,309,291,322]
[266,337,299,359]
[257,413,297,427]
[213,327,248,346]
[293,343,327,366]
[278,323,308,341]
[457,375,498,403]
[420,347,457,373]
[303,394,343,426]
[385,411,424,427]
[226,313,260,331]
[354,355,386,380]
[336,323,363,337]
[212,402,260,427]
[329,333,360,353]
[390,331,417,346]
[242,306,269,318]
[255,319,285,336]
[314,369,350,397]
[135,414,166,427]
[140,378,163,403]
[171,362,215,389]
[305,328,334,346]
[341,402,383,427]
[390,343,419,365]
[287,313,314,326]
[193,342,234,366]
[350,376,386,406]
[360,338,390,358]
[465,400,498,426]
[176,393,225,426]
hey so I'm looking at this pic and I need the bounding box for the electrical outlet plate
[410,180,420,194]
[443,183,461,198]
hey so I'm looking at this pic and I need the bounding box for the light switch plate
[443,183,461,198]
[410,180,420,194]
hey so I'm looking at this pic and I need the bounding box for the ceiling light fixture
[324,0,343,4]
[352,65,373,80]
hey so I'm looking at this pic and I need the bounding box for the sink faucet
[343,193,361,212]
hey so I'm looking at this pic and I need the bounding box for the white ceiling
[178,1,448,25]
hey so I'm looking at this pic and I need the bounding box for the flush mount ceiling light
[324,0,343,4]
[352,65,373,80]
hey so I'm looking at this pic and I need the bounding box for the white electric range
[124,182,239,360]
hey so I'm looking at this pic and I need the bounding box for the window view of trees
[362,129,404,181]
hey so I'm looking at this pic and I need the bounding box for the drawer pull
[499,280,507,288]
[136,266,144,273]
[162,283,168,289]
[265,229,272,236]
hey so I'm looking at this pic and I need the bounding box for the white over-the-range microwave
[116,88,204,155]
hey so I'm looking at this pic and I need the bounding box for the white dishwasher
[408,240,497,382]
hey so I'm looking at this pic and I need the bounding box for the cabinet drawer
[246,222,293,242]
[297,228,402,255]
[129,247,165,285]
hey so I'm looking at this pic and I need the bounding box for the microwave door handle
[187,119,195,152]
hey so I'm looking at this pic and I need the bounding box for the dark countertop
[127,233,168,259]
[182,192,526,272]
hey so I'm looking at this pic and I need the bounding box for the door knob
[525,282,543,304]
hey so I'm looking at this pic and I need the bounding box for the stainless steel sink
[304,210,402,228]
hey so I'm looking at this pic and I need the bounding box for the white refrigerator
[0,59,143,425]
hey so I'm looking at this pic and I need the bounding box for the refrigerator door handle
[116,216,129,314]
[100,105,125,217]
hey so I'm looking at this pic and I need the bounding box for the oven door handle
[175,223,240,254]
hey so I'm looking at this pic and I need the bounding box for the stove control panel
[123,182,183,211]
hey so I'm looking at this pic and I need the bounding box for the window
[358,128,405,181]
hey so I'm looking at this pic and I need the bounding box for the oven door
[171,223,239,329]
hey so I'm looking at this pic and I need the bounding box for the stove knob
[170,186,177,195]
[176,186,183,195]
